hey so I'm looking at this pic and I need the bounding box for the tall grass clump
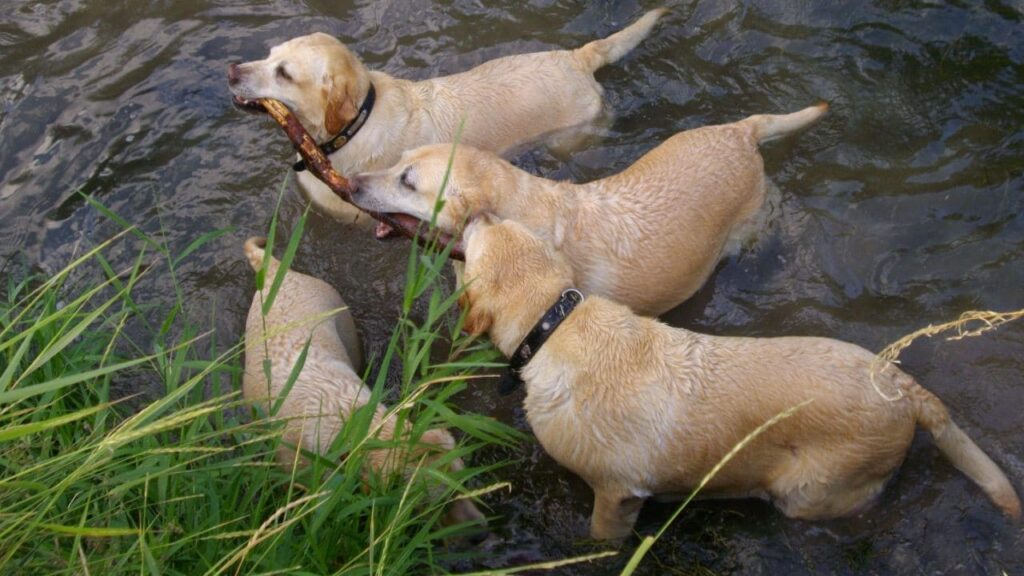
[0,188,517,575]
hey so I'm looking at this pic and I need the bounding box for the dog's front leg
[589,489,644,541]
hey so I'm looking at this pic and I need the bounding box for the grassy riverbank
[0,195,523,575]
[0,191,751,575]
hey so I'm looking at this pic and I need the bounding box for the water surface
[1,1,1022,573]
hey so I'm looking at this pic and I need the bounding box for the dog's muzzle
[231,94,266,114]
[228,64,265,113]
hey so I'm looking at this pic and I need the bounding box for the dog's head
[350,144,503,232]
[458,217,574,351]
[228,33,371,142]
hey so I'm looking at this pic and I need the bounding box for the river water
[1,1,1021,574]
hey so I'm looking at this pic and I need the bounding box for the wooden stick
[256,98,465,260]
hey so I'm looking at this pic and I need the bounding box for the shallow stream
[1,1,1022,573]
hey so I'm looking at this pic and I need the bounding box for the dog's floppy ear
[458,292,492,337]
[463,306,492,337]
[323,79,357,136]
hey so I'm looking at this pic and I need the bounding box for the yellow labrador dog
[351,104,827,316]
[457,218,1021,540]
[228,9,666,223]
[242,237,485,532]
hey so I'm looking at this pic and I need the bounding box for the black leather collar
[498,288,585,395]
[293,83,376,172]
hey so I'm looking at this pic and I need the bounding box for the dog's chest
[520,355,587,456]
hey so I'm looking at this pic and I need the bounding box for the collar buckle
[498,287,584,396]
[561,288,584,305]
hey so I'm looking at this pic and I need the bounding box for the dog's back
[421,9,667,156]
[241,238,489,530]
[242,237,372,463]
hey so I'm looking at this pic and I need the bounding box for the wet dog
[241,237,485,531]
[457,218,1021,540]
[229,9,666,223]
[352,104,827,315]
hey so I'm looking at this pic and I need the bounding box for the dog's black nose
[228,63,242,86]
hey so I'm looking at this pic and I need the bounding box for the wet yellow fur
[354,104,827,315]
[241,237,484,528]
[228,10,667,223]
[458,220,1020,540]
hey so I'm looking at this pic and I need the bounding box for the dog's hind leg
[771,473,892,520]
[589,488,644,541]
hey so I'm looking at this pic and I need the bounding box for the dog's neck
[295,84,377,173]
[317,72,416,172]
[489,278,574,357]
[487,167,578,249]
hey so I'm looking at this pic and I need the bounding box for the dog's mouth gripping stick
[251,98,465,260]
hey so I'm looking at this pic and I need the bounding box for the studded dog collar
[293,83,376,172]
[498,288,585,395]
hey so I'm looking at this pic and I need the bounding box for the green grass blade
[0,403,112,442]
[173,227,234,267]
[270,335,311,417]
[34,523,137,537]
[0,355,153,404]
[262,207,307,316]
[618,400,812,575]
[0,330,32,392]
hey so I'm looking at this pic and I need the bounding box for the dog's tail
[741,102,829,144]
[244,236,277,274]
[575,8,667,73]
[908,378,1021,520]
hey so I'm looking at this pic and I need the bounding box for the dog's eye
[400,167,415,191]
[275,64,292,82]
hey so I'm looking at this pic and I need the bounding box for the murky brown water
[2,0,1022,573]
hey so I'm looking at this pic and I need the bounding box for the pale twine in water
[869,309,1024,401]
